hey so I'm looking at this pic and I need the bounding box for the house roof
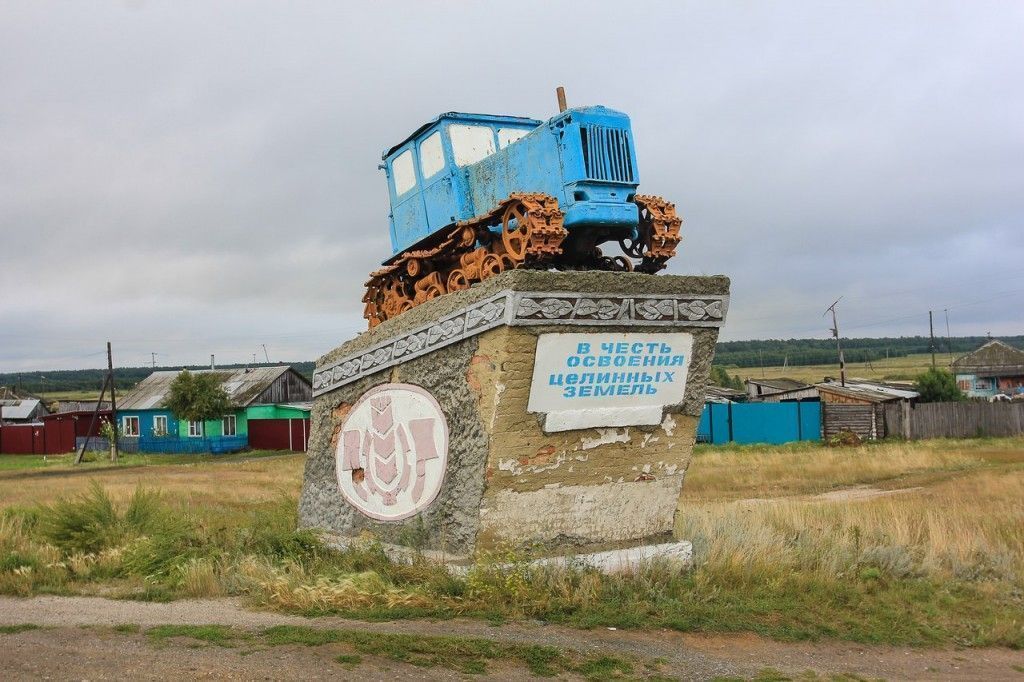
[745,378,812,392]
[952,340,1024,377]
[816,379,919,404]
[0,398,44,420]
[117,366,300,410]
[705,385,746,403]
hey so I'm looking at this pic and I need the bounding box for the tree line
[2,336,1020,395]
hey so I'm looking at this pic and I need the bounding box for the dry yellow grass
[727,352,941,384]
[683,438,1021,500]
[679,438,1024,585]
[0,454,305,509]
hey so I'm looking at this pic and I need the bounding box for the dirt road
[1,596,1021,680]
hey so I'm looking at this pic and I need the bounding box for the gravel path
[1,596,1021,680]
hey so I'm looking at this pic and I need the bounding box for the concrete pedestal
[299,270,729,563]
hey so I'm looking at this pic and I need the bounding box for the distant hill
[2,336,1021,395]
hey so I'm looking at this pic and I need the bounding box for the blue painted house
[952,340,1024,399]
[116,366,311,453]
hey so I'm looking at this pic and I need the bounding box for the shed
[745,378,816,402]
[0,398,50,423]
[816,379,919,405]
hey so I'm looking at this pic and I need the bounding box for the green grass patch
[147,624,238,647]
[0,624,41,634]
[259,625,633,677]
[334,653,362,667]
[112,623,141,634]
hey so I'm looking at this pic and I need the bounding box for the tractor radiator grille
[580,125,635,183]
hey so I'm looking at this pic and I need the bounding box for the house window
[188,420,204,437]
[223,415,236,437]
[122,416,139,437]
[153,415,168,436]
[449,124,495,166]
[419,131,445,180]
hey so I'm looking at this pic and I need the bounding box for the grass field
[1,438,1022,648]
[723,352,945,384]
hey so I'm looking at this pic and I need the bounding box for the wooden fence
[821,404,885,441]
[883,402,1024,440]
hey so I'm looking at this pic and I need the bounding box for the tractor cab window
[419,131,445,180]
[392,149,417,196]
[498,128,529,149]
[449,124,495,167]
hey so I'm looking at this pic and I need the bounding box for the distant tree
[710,365,745,391]
[165,370,231,422]
[914,367,965,403]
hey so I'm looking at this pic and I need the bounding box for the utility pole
[262,344,270,364]
[107,341,118,462]
[944,309,953,364]
[825,298,845,387]
[928,310,936,369]
[151,352,157,369]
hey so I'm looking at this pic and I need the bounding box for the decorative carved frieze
[312,290,728,397]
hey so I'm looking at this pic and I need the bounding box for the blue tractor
[364,92,681,327]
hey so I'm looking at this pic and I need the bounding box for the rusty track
[363,193,568,327]
[363,193,682,327]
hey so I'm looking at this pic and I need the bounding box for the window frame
[222,414,237,437]
[448,123,497,167]
[122,415,139,437]
[152,415,168,436]
[418,131,445,181]
[497,127,529,149]
[188,420,204,438]
[391,148,417,197]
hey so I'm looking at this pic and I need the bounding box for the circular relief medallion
[335,383,449,521]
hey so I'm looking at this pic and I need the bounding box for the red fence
[1,411,111,455]
[248,418,310,452]
[0,423,46,454]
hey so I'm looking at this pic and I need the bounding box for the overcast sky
[1,1,1022,372]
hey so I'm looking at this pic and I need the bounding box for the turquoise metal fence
[697,402,821,445]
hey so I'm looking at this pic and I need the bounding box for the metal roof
[117,366,295,410]
[745,378,812,392]
[816,379,919,403]
[0,398,43,420]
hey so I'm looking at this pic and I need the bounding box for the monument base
[299,269,729,560]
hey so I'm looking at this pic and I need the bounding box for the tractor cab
[381,113,542,257]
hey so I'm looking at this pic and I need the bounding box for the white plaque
[527,332,694,432]
[335,383,449,521]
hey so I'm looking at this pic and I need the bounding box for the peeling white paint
[641,432,660,448]
[490,382,505,430]
[661,413,677,436]
[580,428,631,450]
[642,463,651,474]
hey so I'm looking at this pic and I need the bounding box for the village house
[116,366,312,452]
[952,340,1024,399]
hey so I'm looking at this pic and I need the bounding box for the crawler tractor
[364,91,682,327]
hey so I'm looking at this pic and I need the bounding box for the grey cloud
[1,1,1021,370]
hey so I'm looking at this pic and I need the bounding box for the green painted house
[116,366,312,453]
